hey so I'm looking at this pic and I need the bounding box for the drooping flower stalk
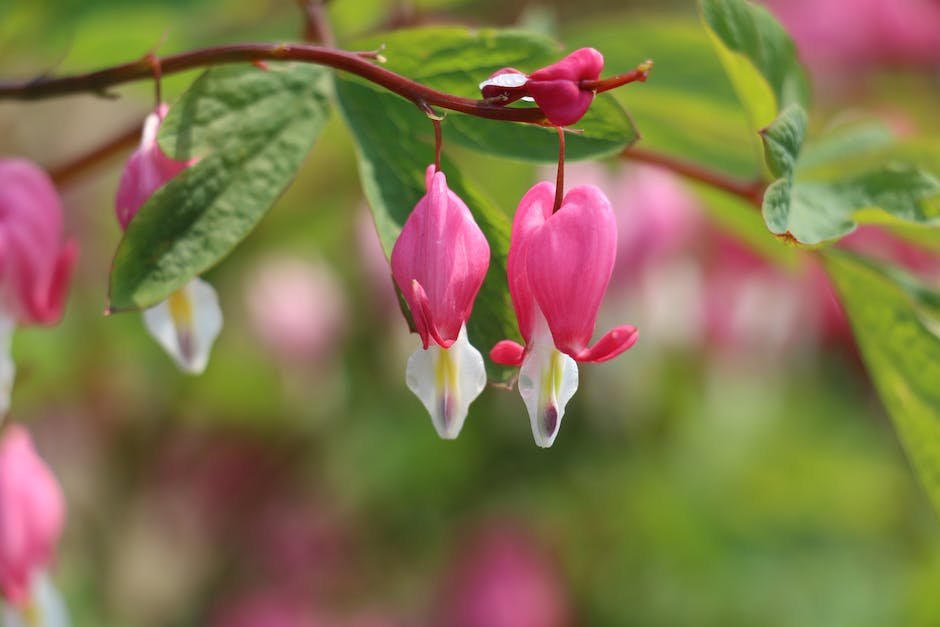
[115,104,222,374]
[390,165,490,439]
[492,182,638,447]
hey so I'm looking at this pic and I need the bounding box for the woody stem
[0,43,555,124]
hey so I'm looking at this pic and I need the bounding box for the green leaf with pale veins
[825,250,940,517]
[348,27,639,162]
[699,0,809,133]
[108,63,330,311]
[335,75,518,383]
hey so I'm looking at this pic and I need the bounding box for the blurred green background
[2,0,940,625]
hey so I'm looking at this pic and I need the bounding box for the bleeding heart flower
[116,104,222,375]
[479,48,604,127]
[390,165,490,439]
[0,159,78,416]
[491,183,638,447]
[0,424,69,627]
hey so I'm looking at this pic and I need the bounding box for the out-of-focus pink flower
[491,182,637,446]
[0,159,77,327]
[0,424,66,617]
[432,525,571,627]
[839,225,940,282]
[210,589,319,627]
[390,165,490,440]
[245,257,347,365]
[479,48,604,126]
[115,103,222,375]
[763,0,940,72]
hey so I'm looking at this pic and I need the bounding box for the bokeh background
[2,0,940,625]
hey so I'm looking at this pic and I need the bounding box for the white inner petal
[0,311,16,420]
[518,319,578,448]
[142,278,223,375]
[405,324,486,440]
[1,571,70,627]
[479,72,528,90]
[140,111,162,150]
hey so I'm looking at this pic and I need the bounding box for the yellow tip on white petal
[405,324,486,439]
[518,329,578,448]
[142,278,223,375]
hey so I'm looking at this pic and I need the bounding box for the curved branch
[0,43,553,124]
[622,146,766,207]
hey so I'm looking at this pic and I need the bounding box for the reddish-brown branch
[622,146,766,207]
[48,123,142,186]
[553,126,565,213]
[0,43,554,124]
[297,0,335,47]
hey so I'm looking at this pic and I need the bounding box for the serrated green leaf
[349,27,638,162]
[109,63,330,311]
[760,104,807,179]
[700,0,809,132]
[767,164,940,244]
[335,75,518,383]
[824,250,940,517]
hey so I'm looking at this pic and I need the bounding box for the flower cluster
[388,49,639,447]
[116,103,223,375]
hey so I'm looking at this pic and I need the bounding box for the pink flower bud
[0,425,65,607]
[494,182,637,365]
[391,166,490,439]
[0,159,78,326]
[391,166,490,350]
[479,49,604,127]
[115,103,193,230]
[491,182,637,446]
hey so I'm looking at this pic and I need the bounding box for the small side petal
[517,328,578,448]
[142,277,223,375]
[405,324,486,440]
[574,325,639,363]
[490,340,525,367]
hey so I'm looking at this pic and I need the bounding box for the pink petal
[391,166,490,347]
[490,340,525,366]
[574,325,639,363]
[0,425,65,607]
[0,159,76,326]
[525,185,619,359]
[525,81,596,127]
[506,182,555,344]
[115,104,192,230]
[528,48,604,83]
[527,48,604,126]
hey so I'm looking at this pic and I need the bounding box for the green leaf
[335,76,518,383]
[699,0,809,132]
[108,63,330,311]
[760,104,806,179]
[349,27,638,162]
[824,250,940,517]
